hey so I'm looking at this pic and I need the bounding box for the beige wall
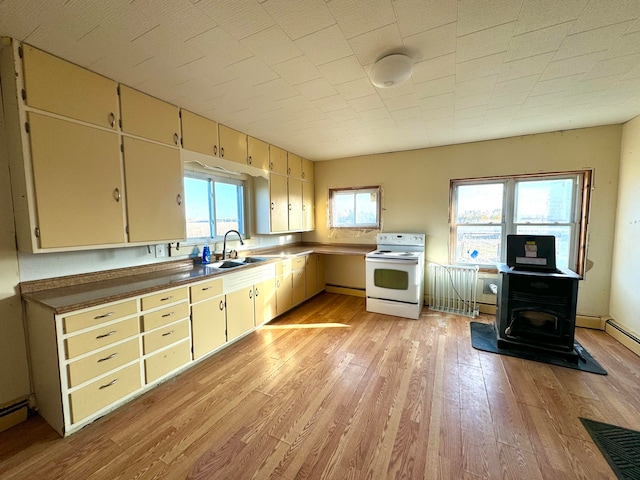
[610,117,640,336]
[304,125,622,318]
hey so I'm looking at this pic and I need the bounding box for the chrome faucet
[222,229,244,259]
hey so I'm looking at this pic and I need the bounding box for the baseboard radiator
[429,263,480,318]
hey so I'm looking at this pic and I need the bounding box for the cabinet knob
[174,133,179,145]
[255,288,259,297]
[302,172,305,179]
[271,202,275,210]
[220,147,225,158]
[248,155,252,165]
[108,112,116,128]
[249,289,253,299]
[288,203,292,211]
[288,167,291,175]
[219,300,224,310]
[177,194,182,206]
[113,188,121,203]
[270,162,273,170]
[214,145,218,156]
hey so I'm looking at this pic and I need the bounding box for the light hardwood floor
[1,293,639,479]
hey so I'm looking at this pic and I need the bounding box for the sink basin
[205,260,245,269]
[239,256,268,263]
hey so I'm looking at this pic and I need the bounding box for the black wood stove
[496,263,582,360]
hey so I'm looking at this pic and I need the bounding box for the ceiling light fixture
[370,53,413,88]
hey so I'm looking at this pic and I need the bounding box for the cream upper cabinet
[27,113,126,248]
[119,85,180,146]
[287,152,302,178]
[218,124,247,164]
[21,45,119,130]
[226,287,255,342]
[122,137,185,243]
[301,158,314,183]
[302,181,314,231]
[269,145,287,175]
[247,136,269,170]
[287,177,303,232]
[269,174,289,233]
[181,109,218,156]
[191,295,226,360]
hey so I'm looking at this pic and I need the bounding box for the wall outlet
[155,244,166,258]
[483,277,498,294]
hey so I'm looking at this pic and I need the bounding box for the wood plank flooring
[2,292,639,479]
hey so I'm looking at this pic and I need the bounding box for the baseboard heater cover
[429,263,479,318]
[606,319,640,346]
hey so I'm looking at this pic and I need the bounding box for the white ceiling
[1,0,639,161]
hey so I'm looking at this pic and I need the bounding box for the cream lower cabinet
[276,259,293,316]
[254,279,276,325]
[305,254,326,297]
[190,278,226,360]
[226,287,255,342]
[292,256,306,306]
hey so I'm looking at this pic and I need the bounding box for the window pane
[214,182,243,237]
[333,192,355,227]
[184,177,212,238]
[455,226,502,264]
[516,225,572,269]
[355,191,378,226]
[515,179,574,223]
[456,184,503,223]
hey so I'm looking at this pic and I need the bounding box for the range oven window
[373,268,409,290]
[450,170,591,275]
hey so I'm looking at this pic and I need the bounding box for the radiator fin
[429,264,479,318]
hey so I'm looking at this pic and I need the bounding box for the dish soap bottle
[202,245,211,265]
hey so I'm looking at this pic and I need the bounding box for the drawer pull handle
[94,311,115,320]
[219,300,224,311]
[97,352,118,362]
[249,289,253,299]
[255,288,259,297]
[202,286,212,291]
[160,296,173,302]
[162,330,175,337]
[96,330,116,339]
[99,378,119,390]
[161,312,174,318]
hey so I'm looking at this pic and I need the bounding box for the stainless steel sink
[204,257,267,270]
[239,256,268,263]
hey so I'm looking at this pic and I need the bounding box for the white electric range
[365,233,425,319]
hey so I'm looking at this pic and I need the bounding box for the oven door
[365,257,421,303]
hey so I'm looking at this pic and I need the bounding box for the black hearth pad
[470,322,607,375]
[580,418,640,479]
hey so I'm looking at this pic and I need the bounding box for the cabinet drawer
[141,287,188,311]
[141,302,189,332]
[276,259,292,276]
[69,363,141,424]
[142,319,190,355]
[65,317,139,360]
[67,338,140,388]
[292,256,306,270]
[63,300,137,334]
[144,340,191,383]
[190,278,223,303]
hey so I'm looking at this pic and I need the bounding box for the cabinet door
[254,280,276,325]
[305,254,318,299]
[287,152,302,178]
[122,137,185,243]
[181,109,218,156]
[247,136,269,170]
[269,145,287,175]
[226,287,254,342]
[317,255,326,293]
[302,181,314,231]
[191,295,226,360]
[301,158,314,182]
[292,267,305,305]
[218,124,247,164]
[119,85,180,146]
[22,45,118,130]
[288,177,303,232]
[28,113,125,248]
[270,174,289,233]
[276,273,293,316]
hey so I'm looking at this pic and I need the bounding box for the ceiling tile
[313,94,351,112]
[327,0,395,39]
[457,22,515,63]
[554,21,635,60]
[456,75,497,97]
[605,30,640,58]
[415,75,455,99]
[318,55,367,85]
[394,0,457,37]
[348,94,385,112]
[584,52,640,80]
[493,75,539,96]
[295,25,354,66]
[498,52,555,82]
[514,0,587,35]
[458,0,523,36]
[334,78,378,100]
[540,51,606,81]
[505,22,573,62]
[295,77,339,100]
[241,26,302,66]
[402,22,456,62]
[196,0,273,40]
[419,92,455,110]
[348,23,404,66]
[412,54,456,83]
[262,0,335,40]
[185,26,253,67]
[359,107,391,121]
[456,52,505,82]
[272,55,322,85]
[571,0,640,34]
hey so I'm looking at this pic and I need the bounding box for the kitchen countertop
[21,242,375,315]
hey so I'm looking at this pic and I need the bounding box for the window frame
[328,185,382,230]
[449,170,591,275]
[183,171,246,241]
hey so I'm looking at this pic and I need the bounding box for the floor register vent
[429,263,479,318]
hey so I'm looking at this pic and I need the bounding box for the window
[184,173,245,240]
[450,171,590,273]
[329,186,381,229]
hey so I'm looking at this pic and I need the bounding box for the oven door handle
[366,257,420,266]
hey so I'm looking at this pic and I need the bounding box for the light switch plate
[155,244,166,258]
